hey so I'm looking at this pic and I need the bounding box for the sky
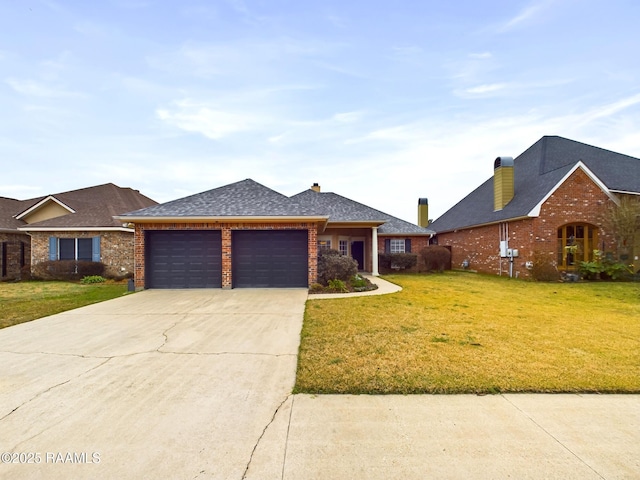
[2,0,640,223]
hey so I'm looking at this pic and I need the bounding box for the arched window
[557,223,599,269]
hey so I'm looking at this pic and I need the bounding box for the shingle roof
[121,179,319,218]
[0,197,26,230]
[291,189,435,235]
[6,183,157,230]
[429,136,640,233]
[122,178,434,235]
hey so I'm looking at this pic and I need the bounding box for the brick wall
[376,235,433,272]
[134,222,319,289]
[436,168,617,277]
[0,232,31,280]
[31,230,135,278]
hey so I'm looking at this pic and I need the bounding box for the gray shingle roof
[123,178,434,235]
[122,179,319,218]
[291,189,434,235]
[429,136,640,233]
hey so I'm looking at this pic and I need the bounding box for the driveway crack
[242,393,291,480]
[1,357,113,448]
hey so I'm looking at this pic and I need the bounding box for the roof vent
[311,183,321,192]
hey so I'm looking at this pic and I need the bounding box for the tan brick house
[429,136,640,278]
[117,179,434,289]
[0,183,157,280]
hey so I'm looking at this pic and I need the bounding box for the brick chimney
[418,198,429,227]
[493,156,514,211]
[311,183,321,192]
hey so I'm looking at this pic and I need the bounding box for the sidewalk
[247,393,640,479]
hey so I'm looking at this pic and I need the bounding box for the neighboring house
[0,183,157,280]
[429,136,640,277]
[117,179,434,289]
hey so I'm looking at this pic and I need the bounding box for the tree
[604,195,640,269]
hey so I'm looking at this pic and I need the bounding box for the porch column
[372,226,379,276]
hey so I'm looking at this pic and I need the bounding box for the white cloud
[469,52,492,59]
[499,3,544,31]
[156,100,265,139]
[463,83,507,95]
[5,78,82,98]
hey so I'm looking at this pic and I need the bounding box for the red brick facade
[436,168,618,277]
[30,230,136,279]
[134,222,319,289]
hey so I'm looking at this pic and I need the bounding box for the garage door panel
[232,230,308,288]
[146,230,222,289]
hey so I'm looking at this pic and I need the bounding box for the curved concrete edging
[307,275,402,299]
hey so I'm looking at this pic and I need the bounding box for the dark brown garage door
[232,230,308,288]
[146,230,222,288]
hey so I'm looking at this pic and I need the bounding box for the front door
[351,241,364,270]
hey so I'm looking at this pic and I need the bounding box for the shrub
[579,250,633,281]
[81,275,107,284]
[529,251,560,282]
[327,279,348,293]
[36,260,106,281]
[317,249,358,285]
[378,253,418,271]
[419,246,451,273]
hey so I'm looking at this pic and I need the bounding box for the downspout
[372,227,379,276]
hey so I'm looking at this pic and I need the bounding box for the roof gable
[15,195,75,223]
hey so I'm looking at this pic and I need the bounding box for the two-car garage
[145,229,308,289]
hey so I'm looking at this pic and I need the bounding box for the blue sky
[2,0,640,223]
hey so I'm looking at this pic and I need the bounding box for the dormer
[14,196,75,224]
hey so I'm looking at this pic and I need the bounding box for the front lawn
[0,281,129,329]
[295,272,640,394]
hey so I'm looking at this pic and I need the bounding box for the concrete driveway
[0,289,307,479]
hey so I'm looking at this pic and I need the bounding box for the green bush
[419,246,451,272]
[378,253,418,271]
[81,275,107,284]
[317,249,358,285]
[579,250,633,280]
[327,279,348,293]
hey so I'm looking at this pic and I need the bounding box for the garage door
[232,230,308,288]
[146,230,222,288]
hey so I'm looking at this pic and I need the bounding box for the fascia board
[14,196,75,220]
[18,226,134,233]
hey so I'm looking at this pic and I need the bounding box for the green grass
[295,272,640,394]
[0,281,129,329]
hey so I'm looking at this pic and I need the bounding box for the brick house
[429,136,640,278]
[0,184,157,280]
[117,179,434,289]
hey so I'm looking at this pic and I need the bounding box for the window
[317,239,332,251]
[390,238,406,253]
[49,237,100,262]
[339,240,348,256]
[557,223,598,269]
